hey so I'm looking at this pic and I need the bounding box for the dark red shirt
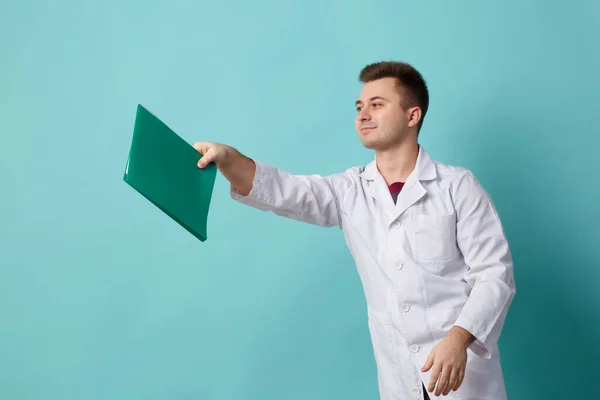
[388,182,405,203]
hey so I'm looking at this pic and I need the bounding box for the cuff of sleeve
[453,316,492,359]
[229,160,276,209]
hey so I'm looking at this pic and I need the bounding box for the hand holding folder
[123,105,217,241]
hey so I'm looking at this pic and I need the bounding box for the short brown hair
[359,61,429,133]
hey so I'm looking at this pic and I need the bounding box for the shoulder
[323,163,366,182]
[431,158,470,182]
[429,157,481,188]
[316,164,370,206]
[430,159,492,209]
[323,165,364,194]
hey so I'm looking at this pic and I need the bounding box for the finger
[427,363,442,393]
[454,369,465,391]
[422,352,434,372]
[193,142,208,153]
[445,368,459,396]
[435,366,451,397]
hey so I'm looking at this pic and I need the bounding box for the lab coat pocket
[367,307,397,363]
[367,307,400,397]
[410,213,458,262]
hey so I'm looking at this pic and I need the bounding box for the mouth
[360,127,376,134]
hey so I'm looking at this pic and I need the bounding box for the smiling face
[355,77,422,151]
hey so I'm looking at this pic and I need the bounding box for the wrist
[448,326,476,348]
[219,146,235,166]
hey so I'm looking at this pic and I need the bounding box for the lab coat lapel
[392,178,426,222]
[359,146,437,227]
[360,162,397,221]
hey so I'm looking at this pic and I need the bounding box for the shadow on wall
[466,114,600,400]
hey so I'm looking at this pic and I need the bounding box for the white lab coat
[231,146,516,400]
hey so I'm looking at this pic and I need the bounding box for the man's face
[355,77,417,150]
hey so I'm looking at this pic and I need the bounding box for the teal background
[1,0,599,399]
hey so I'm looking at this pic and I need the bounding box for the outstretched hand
[193,142,233,169]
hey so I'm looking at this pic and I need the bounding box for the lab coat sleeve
[230,160,353,228]
[451,170,516,359]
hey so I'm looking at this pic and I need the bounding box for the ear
[407,106,422,129]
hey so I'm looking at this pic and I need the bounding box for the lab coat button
[400,304,410,313]
[394,261,403,270]
[412,387,422,396]
[409,344,420,353]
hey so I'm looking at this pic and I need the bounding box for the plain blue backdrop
[1,0,599,399]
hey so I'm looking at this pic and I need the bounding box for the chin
[363,141,379,150]
[360,139,379,150]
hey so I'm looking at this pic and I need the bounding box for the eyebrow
[355,96,389,106]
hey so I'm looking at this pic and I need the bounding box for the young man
[194,61,516,400]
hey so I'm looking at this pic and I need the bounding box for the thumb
[197,147,215,168]
[422,352,434,372]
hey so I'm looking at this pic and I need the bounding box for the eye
[372,103,382,108]
[356,106,362,112]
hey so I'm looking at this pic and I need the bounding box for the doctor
[194,61,516,399]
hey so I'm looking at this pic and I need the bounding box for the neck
[375,140,419,186]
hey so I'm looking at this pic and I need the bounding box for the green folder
[123,104,217,242]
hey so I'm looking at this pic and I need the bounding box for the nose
[357,108,371,122]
